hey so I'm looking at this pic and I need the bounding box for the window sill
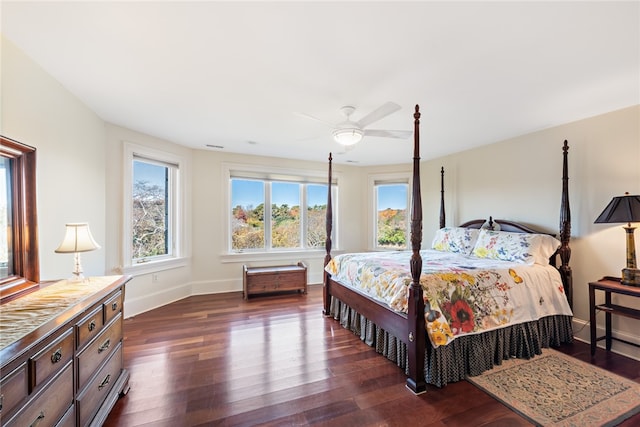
[122,257,188,276]
[220,249,328,264]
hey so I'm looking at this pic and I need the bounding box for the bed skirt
[329,297,574,388]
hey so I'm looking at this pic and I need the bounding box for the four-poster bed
[322,105,573,394]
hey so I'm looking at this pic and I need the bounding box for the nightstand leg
[605,291,612,351]
[589,284,597,356]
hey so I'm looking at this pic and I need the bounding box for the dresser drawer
[76,343,122,427]
[76,306,104,350]
[103,291,122,325]
[30,328,74,391]
[0,362,28,419]
[4,362,73,427]
[77,314,122,391]
[55,404,75,427]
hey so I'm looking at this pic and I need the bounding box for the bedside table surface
[590,276,640,297]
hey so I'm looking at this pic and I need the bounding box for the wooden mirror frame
[1,135,39,302]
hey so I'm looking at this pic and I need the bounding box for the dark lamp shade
[594,194,640,224]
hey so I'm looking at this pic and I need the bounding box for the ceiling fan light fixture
[333,127,363,146]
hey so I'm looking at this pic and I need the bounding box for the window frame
[0,136,39,301]
[368,172,411,251]
[224,162,336,260]
[123,142,187,275]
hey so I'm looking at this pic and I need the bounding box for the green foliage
[232,203,265,250]
[377,208,407,248]
[232,202,326,250]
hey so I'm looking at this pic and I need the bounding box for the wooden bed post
[559,140,573,308]
[323,153,333,316]
[439,166,445,229]
[406,105,426,394]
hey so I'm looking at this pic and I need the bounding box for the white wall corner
[123,281,192,318]
[572,317,640,361]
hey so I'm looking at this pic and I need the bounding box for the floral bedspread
[325,250,573,348]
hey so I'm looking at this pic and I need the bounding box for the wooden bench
[242,262,307,300]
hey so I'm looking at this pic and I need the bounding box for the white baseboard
[124,281,192,318]
[572,317,640,361]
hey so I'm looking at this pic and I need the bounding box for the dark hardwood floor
[104,284,640,427]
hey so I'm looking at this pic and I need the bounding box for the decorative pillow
[431,227,480,254]
[471,229,561,265]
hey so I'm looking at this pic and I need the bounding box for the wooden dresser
[0,275,131,427]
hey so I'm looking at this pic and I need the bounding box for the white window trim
[123,142,188,275]
[368,172,411,251]
[223,161,338,256]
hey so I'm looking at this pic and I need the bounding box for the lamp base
[621,268,640,286]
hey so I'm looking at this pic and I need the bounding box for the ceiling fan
[297,101,412,146]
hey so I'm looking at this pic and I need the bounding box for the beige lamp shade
[55,223,101,253]
[55,223,100,281]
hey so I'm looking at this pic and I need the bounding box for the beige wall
[1,37,107,280]
[3,35,640,360]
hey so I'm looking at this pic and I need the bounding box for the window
[0,136,39,301]
[123,143,185,272]
[227,164,333,253]
[132,159,172,259]
[371,174,409,250]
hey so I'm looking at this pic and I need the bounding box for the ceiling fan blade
[364,129,412,139]
[293,111,335,128]
[356,101,402,128]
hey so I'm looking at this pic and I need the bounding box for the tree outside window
[376,183,408,249]
[230,178,329,252]
[132,159,174,261]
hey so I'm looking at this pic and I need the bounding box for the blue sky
[377,184,407,210]
[232,179,406,210]
[232,180,327,208]
[133,160,166,186]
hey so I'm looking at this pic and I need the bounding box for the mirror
[0,136,39,302]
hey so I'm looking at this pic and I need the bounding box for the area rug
[466,348,640,427]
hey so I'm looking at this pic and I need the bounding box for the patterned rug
[467,348,640,427]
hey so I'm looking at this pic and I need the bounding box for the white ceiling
[2,1,639,166]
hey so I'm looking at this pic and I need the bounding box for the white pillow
[471,229,561,265]
[431,227,480,254]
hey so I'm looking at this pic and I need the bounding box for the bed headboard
[459,217,555,236]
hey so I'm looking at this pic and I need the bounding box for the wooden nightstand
[589,276,640,355]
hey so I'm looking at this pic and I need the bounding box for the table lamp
[55,223,101,282]
[594,193,640,286]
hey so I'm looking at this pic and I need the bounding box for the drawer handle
[50,348,62,364]
[98,339,111,353]
[88,320,97,332]
[111,301,118,311]
[30,411,45,427]
[98,374,111,390]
